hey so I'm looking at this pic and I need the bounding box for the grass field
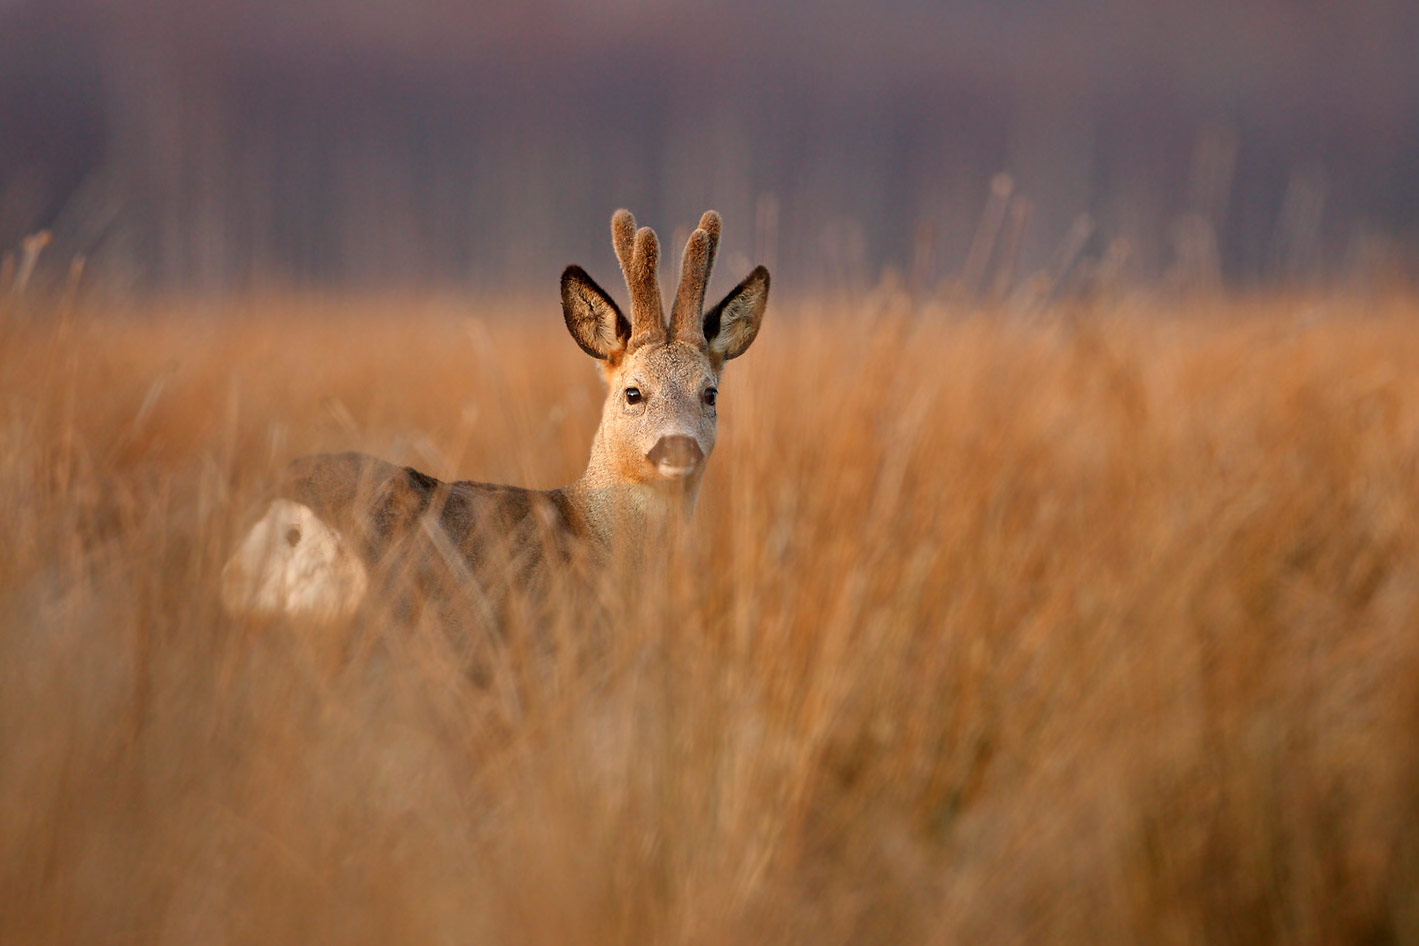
[4,287,1419,944]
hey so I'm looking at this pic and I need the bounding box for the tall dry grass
[3,288,1419,944]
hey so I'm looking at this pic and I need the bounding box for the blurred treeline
[2,0,1417,292]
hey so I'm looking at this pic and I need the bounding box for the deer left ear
[704,266,769,363]
[562,266,631,360]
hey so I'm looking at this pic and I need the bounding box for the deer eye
[624,387,642,405]
[703,387,718,407]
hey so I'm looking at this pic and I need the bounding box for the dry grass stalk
[3,289,1419,944]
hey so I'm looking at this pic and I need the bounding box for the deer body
[222,210,768,620]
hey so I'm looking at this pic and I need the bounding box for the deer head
[561,210,769,497]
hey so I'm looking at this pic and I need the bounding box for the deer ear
[703,266,769,362]
[562,266,630,360]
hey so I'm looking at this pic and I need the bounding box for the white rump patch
[221,499,368,621]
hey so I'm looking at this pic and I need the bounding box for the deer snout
[647,435,704,479]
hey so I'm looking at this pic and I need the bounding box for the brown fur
[611,208,637,284]
[232,210,769,618]
[697,210,721,273]
[626,226,665,351]
[670,211,722,346]
[671,228,712,343]
[704,266,770,368]
[282,452,583,567]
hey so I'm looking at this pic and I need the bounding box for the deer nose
[647,435,704,478]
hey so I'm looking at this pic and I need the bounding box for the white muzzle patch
[221,499,368,621]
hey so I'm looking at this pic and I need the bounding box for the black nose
[647,435,704,467]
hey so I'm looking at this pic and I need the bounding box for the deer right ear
[704,266,769,363]
[561,266,631,360]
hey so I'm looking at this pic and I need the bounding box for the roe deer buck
[222,210,769,621]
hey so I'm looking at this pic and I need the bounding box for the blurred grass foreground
[4,285,1419,944]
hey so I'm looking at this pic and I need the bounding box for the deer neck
[567,428,702,549]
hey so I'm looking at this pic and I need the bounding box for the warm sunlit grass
[4,287,1419,944]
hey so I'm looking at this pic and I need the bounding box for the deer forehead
[612,341,717,392]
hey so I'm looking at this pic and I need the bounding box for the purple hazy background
[2,0,1417,292]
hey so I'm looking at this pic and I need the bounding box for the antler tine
[610,209,636,285]
[671,229,711,343]
[697,210,721,279]
[627,226,665,347]
[670,210,722,344]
